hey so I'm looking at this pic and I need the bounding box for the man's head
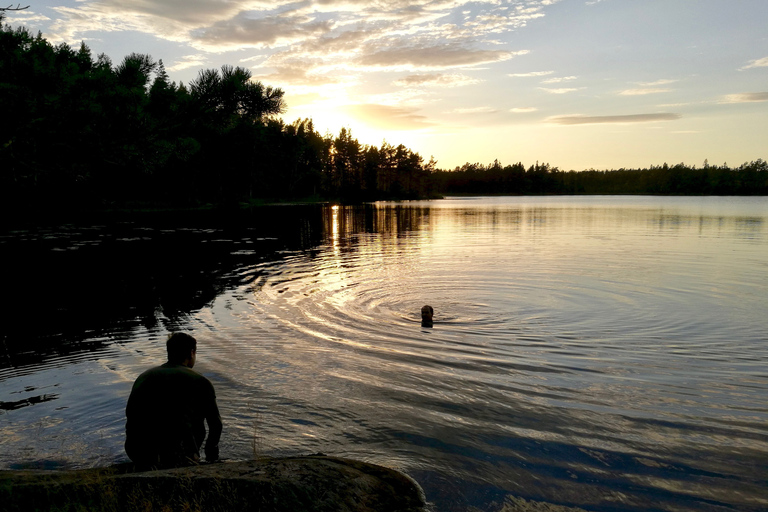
[166,332,197,367]
[421,305,434,324]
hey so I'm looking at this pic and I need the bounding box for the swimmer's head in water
[421,305,433,325]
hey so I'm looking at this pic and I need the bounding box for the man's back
[125,362,221,467]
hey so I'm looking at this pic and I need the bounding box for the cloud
[167,54,209,72]
[721,92,768,104]
[48,5,192,44]
[740,57,768,70]
[90,0,257,25]
[46,0,559,50]
[445,106,498,114]
[540,87,579,94]
[541,76,577,84]
[283,91,323,108]
[41,0,564,101]
[341,104,434,130]
[620,88,672,96]
[510,107,537,113]
[48,0,266,44]
[548,113,682,125]
[509,71,554,77]
[393,73,481,87]
[358,46,525,70]
[638,79,678,86]
[259,60,352,86]
[194,14,333,49]
[360,89,429,107]
[3,11,51,24]
[464,12,544,33]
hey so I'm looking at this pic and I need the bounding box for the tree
[332,127,361,196]
[189,65,285,126]
[115,53,156,89]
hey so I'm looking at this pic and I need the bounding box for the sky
[6,0,768,171]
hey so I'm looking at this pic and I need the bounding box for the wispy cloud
[3,11,51,24]
[358,47,524,70]
[541,76,577,84]
[195,13,333,50]
[393,73,481,87]
[509,71,554,77]
[446,106,498,114]
[260,60,355,87]
[48,5,192,44]
[96,0,251,25]
[721,92,768,103]
[740,57,768,70]
[510,107,537,113]
[167,54,209,72]
[342,103,434,130]
[540,87,579,94]
[46,0,553,76]
[548,113,682,125]
[620,88,672,96]
[638,79,678,86]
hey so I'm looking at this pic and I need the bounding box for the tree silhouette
[0,4,29,22]
[190,65,285,126]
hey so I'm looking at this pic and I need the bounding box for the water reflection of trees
[652,213,764,238]
[0,208,326,369]
[321,204,432,242]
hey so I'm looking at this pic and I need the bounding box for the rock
[0,455,428,512]
[495,496,588,512]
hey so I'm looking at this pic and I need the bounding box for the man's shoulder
[157,363,212,381]
[134,363,207,383]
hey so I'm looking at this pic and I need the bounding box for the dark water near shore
[1,196,767,511]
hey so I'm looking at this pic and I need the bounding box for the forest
[1,19,766,211]
[434,159,768,196]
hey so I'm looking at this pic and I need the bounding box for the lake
[1,196,766,512]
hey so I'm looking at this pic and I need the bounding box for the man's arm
[203,382,223,462]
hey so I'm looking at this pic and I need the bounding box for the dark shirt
[125,362,222,467]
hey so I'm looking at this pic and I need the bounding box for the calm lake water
[1,196,767,512]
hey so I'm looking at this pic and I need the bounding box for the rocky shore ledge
[0,455,428,512]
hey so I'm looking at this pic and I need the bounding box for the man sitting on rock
[125,332,222,469]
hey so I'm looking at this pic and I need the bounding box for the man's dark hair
[166,332,197,362]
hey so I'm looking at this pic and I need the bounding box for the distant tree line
[433,160,768,196]
[1,21,765,211]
